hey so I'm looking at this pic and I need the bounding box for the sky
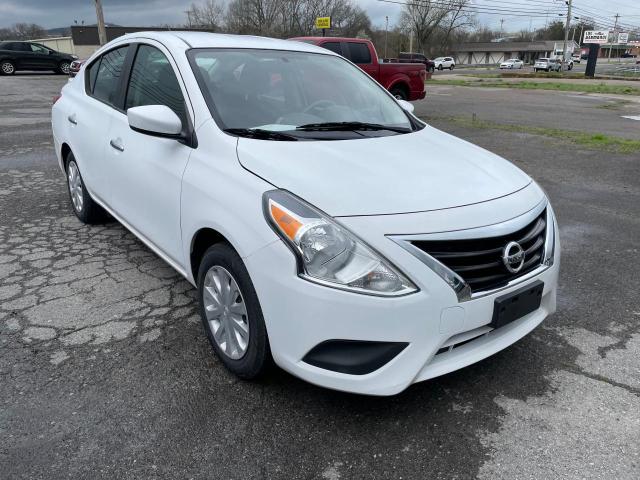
[1,0,638,34]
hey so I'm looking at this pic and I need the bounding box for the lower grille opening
[435,327,492,356]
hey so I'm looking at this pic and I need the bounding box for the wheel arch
[189,227,233,282]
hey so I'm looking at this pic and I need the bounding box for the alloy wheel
[60,62,70,74]
[1,62,14,74]
[202,266,250,360]
[67,160,84,213]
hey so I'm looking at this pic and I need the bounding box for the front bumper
[244,189,560,396]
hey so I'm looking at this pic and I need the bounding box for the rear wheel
[449,64,454,70]
[389,85,408,101]
[65,152,107,223]
[438,64,443,70]
[1,60,15,75]
[198,244,270,379]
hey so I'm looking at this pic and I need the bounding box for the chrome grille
[410,210,546,293]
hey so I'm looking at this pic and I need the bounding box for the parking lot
[1,73,639,479]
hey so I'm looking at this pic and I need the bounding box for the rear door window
[347,42,371,64]
[91,46,129,108]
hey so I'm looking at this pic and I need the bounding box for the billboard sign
[583,30,609,44]
[617,33,628,44]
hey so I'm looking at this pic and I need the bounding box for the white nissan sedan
[51,32,559,396]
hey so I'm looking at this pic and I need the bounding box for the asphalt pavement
[1,74,639,479]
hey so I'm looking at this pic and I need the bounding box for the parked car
[621,53,637,58]
[52,32,559,396]
[290,37,426,101]
[571,54,581,63]
[397,52,435,73]
[499,58,524,69]
[69,59,85,77]
[0,41,77,75]
[434,56,455,70]
[534,58,561,72]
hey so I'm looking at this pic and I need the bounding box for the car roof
[122,31,333,55]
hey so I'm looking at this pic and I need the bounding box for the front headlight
[263,190,418,296]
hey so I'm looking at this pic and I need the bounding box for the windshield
[538,58,549,62]
[189,49,413,139]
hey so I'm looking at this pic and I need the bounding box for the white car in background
[434,56,455,70]
[500,58,524,69]
[51,31,559,396]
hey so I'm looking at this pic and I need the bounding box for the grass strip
[431,78,640,95]
[425,115,640,154]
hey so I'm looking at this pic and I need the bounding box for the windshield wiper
[295,121,412,133]
[224,128,298,141]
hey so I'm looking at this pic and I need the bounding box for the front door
[28,43,57,69]
[105,43,193,266]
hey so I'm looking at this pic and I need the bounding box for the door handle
[109,138,124,152]
[67,114,77,125]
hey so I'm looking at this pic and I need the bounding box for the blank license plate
[491,280,544,329]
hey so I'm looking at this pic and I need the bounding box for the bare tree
[2,23,47,40]
[400,1,473,54]
[186,0,225,31]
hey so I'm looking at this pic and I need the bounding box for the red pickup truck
[290,37,426,101]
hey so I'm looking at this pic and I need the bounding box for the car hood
[236,125,532,216]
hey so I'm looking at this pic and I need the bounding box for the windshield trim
[186,47,422,140]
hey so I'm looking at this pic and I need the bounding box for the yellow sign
[315,17,331,29]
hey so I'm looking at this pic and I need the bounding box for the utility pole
[385,16,389,58]
[500,18,504,36]
[608,13,619,62]
[561,0,572,70]
[94,0,107,46]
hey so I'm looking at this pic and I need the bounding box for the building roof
[452,40,578,52]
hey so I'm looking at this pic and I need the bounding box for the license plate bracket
[491,280,544,329]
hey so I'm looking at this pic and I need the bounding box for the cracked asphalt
[1,74,639,479]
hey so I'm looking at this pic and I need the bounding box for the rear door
[345,41,377,78]
[105,42,193,265]
[317,41,343,56]
[71,45,130,203]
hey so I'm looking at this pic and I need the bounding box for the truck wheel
[390,85,408,101]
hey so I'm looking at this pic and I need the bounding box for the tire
[65,152,107,224]
[438,64,443,70]
[198,244,270,379]
[57,61,70,75]
[568,63,573,71]
[389,85,408,101]
[449,64,454,70]
[1,60,15,75]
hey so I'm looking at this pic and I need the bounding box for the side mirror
[397,99,415,113]
[127,105,182,138]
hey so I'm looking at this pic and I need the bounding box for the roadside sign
[583,30,609,44]
[617,33,628,44]
[315,17,331,29]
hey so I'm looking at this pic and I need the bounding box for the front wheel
[449,64,454,70]
[438,64,443,70]
[1,60,15,75]
[57,61,70,75]
[198,244,270,379]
